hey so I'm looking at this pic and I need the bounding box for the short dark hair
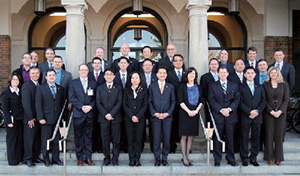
[30,51,39,55]
[119,56,129,63]
[172,54,184,61]
[53,55,63,61]
[219,49,229,54]
[274,48,284,53]
[143,58,153,65]
[257,58,268,65]
[184,67,198,84]
[129,71,142,88]
[244,66,256,73]
[22,52,32,59]
[29,67,40,74]
[78,63,88,70]
[92,57,102,63]
[157,66,167,73]
[209,58,219,65]
[104,68,115,75]
[234,58,244,65]
[45,47,55,54]
[46,69,56,76]
[218,66,228,73]
[8,73,22,88]
[142,46,152,53]
[247,46,257,53]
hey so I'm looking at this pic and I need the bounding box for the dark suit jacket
[21,79,38,124]
[123,86,148,122]
[112,57,139,74]
[167,69,185,98]
[228,72,246,86]
[42,70,72,90]
[219,61,235,74]
[208,80,240,124]
[158,56,173,72]
[141,72,158,89]
[88,71,105,86]
[244,60,259,72]
[200,72,215,100]
[239,82,266,124]
[138,59,158,74]
[269,61,295,91]
[87,60,111,72]
[38,61,66,75]
[114,72,131,89]
[13,65,29,86]
[1,88,23,125]
[148,82,176,121]
[96,83,123,123]
[35,83,65,125]
[68,78,97,118]
[263,81,289,113]
[177,83,204,107]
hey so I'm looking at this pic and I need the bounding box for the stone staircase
[0,127,300,175]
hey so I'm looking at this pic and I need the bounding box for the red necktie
[95,72,99,81]
[251,62,254,67]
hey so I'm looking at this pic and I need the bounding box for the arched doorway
[208,7,247,62]
[108,7,168,62]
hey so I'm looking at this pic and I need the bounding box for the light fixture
[228,0,240,15]
[132,0,143,15]
[134,28,142,41]
[34,0,46,16]
[122,13,154,18]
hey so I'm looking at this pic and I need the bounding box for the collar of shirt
[47,82,56,89]
[94,70,101,76]
[106,82,113,88]
[220,80,227,85]
[158,81,165,89]
[220,61,227,66]
[236,71,243,77]
[248,60,256,67]
[31,79,38,85]
[145,72,151,78]
[54,68,61,73]
[119,71,127,77]
[9,86,20,95]
[169,57,173,62]
[22,65,30,72]
[174,68,183,73]
[276,61,283,68]
[47,60,52,67]
[247,80,254,86]
[30,63,37,67]
[260,72,267,76]
[80,77,88,84]
[210,71,218,76]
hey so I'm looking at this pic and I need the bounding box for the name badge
[87,88,93,96]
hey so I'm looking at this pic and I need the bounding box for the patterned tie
[260,74,266,85]
[146,75,151,88]
[82,79,87,93]
[213,74,219,81]
[95,72,99,81]
[50,85,56,99]
[121,73,126,88]
[238,73,243,83]
[177,71,182,81]
[276,63,280,70]
[50,62,53,69]
[108,85,112,93]
[249,82,254,95]
[160,82,164,94]
[221,82,226,94]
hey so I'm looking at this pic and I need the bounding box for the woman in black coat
[123,71,148,166]
[177,67,204,166]
[1,73,24,165]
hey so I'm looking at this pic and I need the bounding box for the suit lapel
[76,78,85,95]
[45,84,55,99]
[60,70,65,84]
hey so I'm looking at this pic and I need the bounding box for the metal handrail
[206,101,226,152]
[199,113,212,141]
[59,112,73,148]
[46,99,67,150]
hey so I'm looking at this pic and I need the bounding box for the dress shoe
[135,160,141,166]
[267,161,273,165]
[25,161,35,167]
[103,160,110,166]
[53,159,63,166]
[162,160,169,166]
[188,162,193,166]
[33,158,44,164]
[112,160,119,166]
[242,161,248,166]
[84,159,95,166]
[77,160,84,166]
[227,161,238,166]
[129,160,135,166]
[44,160,51,167]
[250,160,259,166]
[214,162,220,167]
[181,159,189,167]
[154,160,160,166]
[276,161,281,166]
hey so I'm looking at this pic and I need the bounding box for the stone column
[186,0,211,78]
[62,0,88,77]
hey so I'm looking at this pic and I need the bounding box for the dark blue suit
[219,62,235,74]
[138,59,158,74]
[68,78,97,161]
[148,81,175,161]
[114,72,131,89]
[239,82,266,162]
[244,60,259,73]
[208,80,240,164]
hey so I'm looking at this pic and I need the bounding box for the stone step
[0,160,299,175]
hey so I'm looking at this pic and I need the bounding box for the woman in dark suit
[263,66,289,166]
[1,73,23,165]
[177,67,204,166]
[123,71,148,166]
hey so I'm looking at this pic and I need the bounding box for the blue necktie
[249,82,254,95]
[121,73,126,88]
[177,71,181,81]
[214,74,219,81]
[50,85,56,99]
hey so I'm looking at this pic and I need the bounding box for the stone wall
[0,35,11,93]
[264,36,293,64]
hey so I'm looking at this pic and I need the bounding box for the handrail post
[205,122,214,176]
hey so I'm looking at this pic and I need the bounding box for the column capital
[62,0,88,11]
[186,0,211,11]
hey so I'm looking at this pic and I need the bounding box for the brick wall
[0,35,11,93]
[264,36,293,64]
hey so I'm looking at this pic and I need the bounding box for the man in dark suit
[22,67,42,167]
[88,47,111,72]
[239,67,266,167]
[30,51,39,68]
[96,68,123,166]
[149,67,176,166]
[69,64,97,166]
[167,54,185,153]
[138,46,158,74]
[38,48,65,75]
[13,53,32,86]
[158,44,176,72]
[114,57,131,89]
[218,49,234,74]
[244,47,259,73]
[269,49,295,91]
[228,58,246,85]
[111,44,138,74]
[35,69,65,166]
[208,67,240,167]
[88,57,105,153]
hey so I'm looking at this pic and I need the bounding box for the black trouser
[23,121,41,162]
[125,120,145,162]
[100,122,121,163]
[40,124,60,162]
[152,120,172,161]
[6,120,23,165]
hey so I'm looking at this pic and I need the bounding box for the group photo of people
[1,43,295,169]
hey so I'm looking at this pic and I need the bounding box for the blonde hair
[266,66,284,83]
